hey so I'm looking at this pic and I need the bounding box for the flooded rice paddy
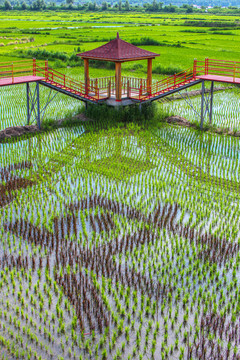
[0,90,240,359]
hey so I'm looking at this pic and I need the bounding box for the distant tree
[152,0,158,11]
[21,1,27,8]
[182,4,193,13]
[186,5,193,13]
[88,1,96,10]
[124,0,129,11]
[4,0,12,9]
[49,1,56,8]
[118,0,122,11]
[66,0,73,5]
[101,1,107,10]
[77,3,87,10]
[32,0,45,10]
[164,3,176,13]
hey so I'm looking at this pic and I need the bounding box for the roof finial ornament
[117,32,119,39]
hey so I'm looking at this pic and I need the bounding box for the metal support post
[176,80,214,131]
[26,83,59,127]
[36,82,41,130]
[200,80,205,130]
[139,103,142,113]
[26,83,30,125]
[209,81,214,124]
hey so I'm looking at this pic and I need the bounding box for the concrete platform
[104,97,137,106]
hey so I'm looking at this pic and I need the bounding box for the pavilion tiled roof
[77,33,160,62]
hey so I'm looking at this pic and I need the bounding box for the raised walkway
[0,58,239,104]
[0,58,239,128]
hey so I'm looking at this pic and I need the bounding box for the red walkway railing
[0,58,239,102]
[128,58,240,101]
[193,58,240,80]
[131,67,195,101]
[0,59,45,82]
[35,63,104,101]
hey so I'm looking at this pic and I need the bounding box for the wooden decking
[197,74,240,84]
[0,75,45,87]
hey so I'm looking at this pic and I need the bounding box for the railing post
[205,58,209,75]
[174,74,176,86]
[193,59,197,78]
[146,85,151,98]
[139,84,142,100]
[233,63,236,83]
[95,79,98,97]
[127,80,130,98]
[108,80,111,98]
[84,58,89,97]
[64,75,66,88]
[33,58,36,76]
[45,60,48,80]
[12,63,14,83]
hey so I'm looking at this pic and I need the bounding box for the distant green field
[0,10,240,78]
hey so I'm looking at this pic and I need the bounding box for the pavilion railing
[122,76,148,95]
[89,75,148,98]
[89,76,115,98]
[90,76,115,90]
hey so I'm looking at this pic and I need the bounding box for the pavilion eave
[79,55,159,63]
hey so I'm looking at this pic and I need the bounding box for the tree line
[2,0,240,14]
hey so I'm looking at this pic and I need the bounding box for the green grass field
[1,11,240,76]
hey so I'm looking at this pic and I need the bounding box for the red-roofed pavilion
[77,33,159,101]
